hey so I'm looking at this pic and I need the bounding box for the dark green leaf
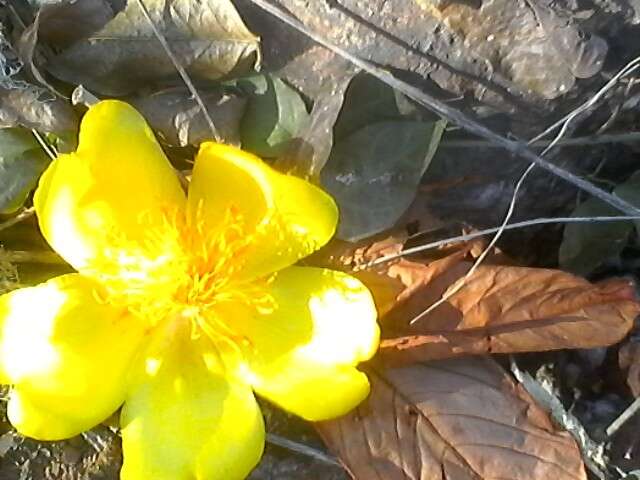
[559,172,640,276]
[333,72,416,141]
[238,75,309,157]
[321,119,446,241]
[0,128,49,214]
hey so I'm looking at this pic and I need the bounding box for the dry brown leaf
[317,357,587,480]
[380,261,639,363]
[619,341,640,397]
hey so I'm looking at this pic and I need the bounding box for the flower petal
[188,142,338,280]
[0,274,146,440]
[121,318,264,480]
[34,100,185,272]
[219,266,379,420]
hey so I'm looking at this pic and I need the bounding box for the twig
[0,208,35,234]
[248,0,640,216]
[529,56,640,146]
[440,132,640,148]
[410,162,536,324]
[266,433,341,467]
[413,52,640,322]
[606,397,640,438]
[510,358,608,479]
[408,54,640,321]
[31,129,56,160]
[134,0,221,142]
[364,214,640,268]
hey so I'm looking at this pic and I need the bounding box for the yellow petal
[34,100,185,272]
[121,317,264,480]
[218,266,379,420]
[0,274,146,440]
[188,142,338,280]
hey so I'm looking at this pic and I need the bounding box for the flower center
[91,203,275,346]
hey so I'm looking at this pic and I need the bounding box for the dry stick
[409,162,536,324]
[408,57,640,322]
[31,130,57,160]
[605,397,640,438]
[440,132,640,148]
[265,433,341,467]
[365,214,640,267]
[134,0,221,142]
[249,0,640,216]
[370,56,640,272]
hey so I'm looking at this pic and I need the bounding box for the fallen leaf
[0,127,50,214]
[129,87,246,147]
[39,0,259,95]
[275,65,353,179]
[317,357,587,480]
[274,0,604,105]
[321,119,446,241]
[380,261,639,363]
[0,85,77,136]
[0,16,77,135]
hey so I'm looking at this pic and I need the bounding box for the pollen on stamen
[91,202,278,351]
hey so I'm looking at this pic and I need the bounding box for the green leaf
[0,128,50,214]
[238,75,309,158]
[559,172,640,276]
[333,72,416,141]
[321,119,446,241]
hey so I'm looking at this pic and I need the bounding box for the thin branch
[440,132,640,148]
[0,208,35,234]
[31,129,57,160]
[266,433,342,467]
[606,397,640,438]
[134,0,221,142]
[410,162,536,324]
[408,54,639,321]
[510,357,608,479]
[364,214,640,268]
[248,0,640,216]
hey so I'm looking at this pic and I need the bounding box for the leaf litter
[2,0,640,479]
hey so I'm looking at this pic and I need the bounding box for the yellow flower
[0,101,379,479]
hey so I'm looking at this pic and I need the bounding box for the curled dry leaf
[317,357,587,480]
[381,262,639,363]
[37,0,259,96]
[317,236,639,363]
[129,88,246,147]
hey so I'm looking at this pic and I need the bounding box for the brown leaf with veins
[380,259,639,363]
[317,357,587,480]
